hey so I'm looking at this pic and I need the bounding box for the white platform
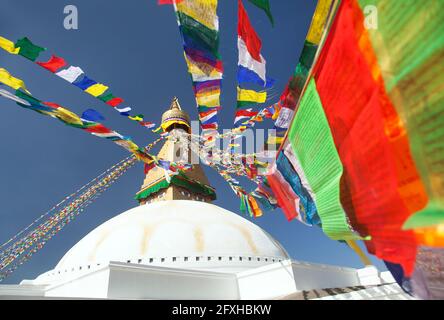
[0,259,404,300]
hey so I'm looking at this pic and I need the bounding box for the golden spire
[161,97,191,132]
[135,98,215,205]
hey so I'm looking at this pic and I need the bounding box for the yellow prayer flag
[306,0,333,45]
[196,93,220,107]
[54,107,83,126]
[237,87,267,103]
[128,115,144,121]
[115,139,139,152]
[0,36,19,54]
[0,68,29,93]
[176,0,218,30]
[267,136,284,145]
[185,55,222,78]
[84,83,109,97]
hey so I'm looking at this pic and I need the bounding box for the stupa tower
[135,97,216,205]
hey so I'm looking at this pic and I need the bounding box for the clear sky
[0,0,385,284]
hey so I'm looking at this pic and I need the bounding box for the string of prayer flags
[246,0,274,26]
[250,0,333,220]
[0,156,139,281]
[234,108,258,126]
[0,71,155,164]
[278,0,333,112]
[234,0,273,132]
[237,0,268,85]
[0,35,155,130]
[0,135,166,282]
[173,0,223,135]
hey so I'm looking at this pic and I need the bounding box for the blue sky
[0,0,385,284]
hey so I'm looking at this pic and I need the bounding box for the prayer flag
[0,36,19,54]
[36,55,67,73]
[247,0,274,26]
[0,68,29,92]
[55,66,84,83]
[237,87,266,103]
[15,37,46,61]
[73,75,98,90]
[81,109,105,122]
[238,0,262,61]
[84,83,109,97]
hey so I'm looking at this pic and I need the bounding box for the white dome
[54,200,289,273]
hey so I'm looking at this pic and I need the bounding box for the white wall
[237,260,297,300]
[357,266,383,286]
[292,261,360,291]
[44,267,110,298]
[107,262,240,300]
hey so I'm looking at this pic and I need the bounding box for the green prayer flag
[247,0,274,26]
[15,37,46,61]
[98,92,115,103]
[288,79,363,240]
[15,89,41,106]
[239,194,247,214]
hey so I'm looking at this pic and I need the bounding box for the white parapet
[236,259,297,300]
[291,261,361,291]
[357,266,383,286]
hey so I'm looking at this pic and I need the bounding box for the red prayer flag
[36,55,67,73]
[42,102,61,109]
[106,97,124,107]
[158,0,183,4]
[84,124,113,134]
[235,109,258,117]
[238,0,262,62]
[201,123,218,130]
